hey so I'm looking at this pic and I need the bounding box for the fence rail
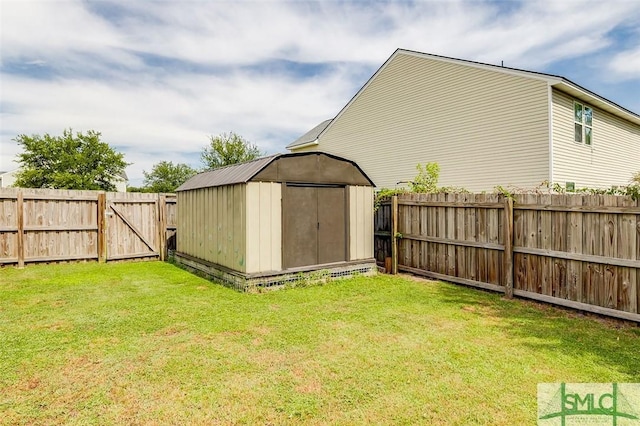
[0,188,176,266]
[375,193,640,322]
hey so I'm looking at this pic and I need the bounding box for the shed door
[283,184,347,269]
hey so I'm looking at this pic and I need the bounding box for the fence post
[391,195,398,274]
[158,194,167,261]
[504,196,514,298]
[17,190,24,268]
[97,192,106,262]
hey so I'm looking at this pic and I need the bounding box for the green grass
[1,262,638,425]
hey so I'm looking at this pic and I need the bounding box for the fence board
[503,196,514,297]
[566,195,583,302]
[476,193,487,284]
[487,194,501,286]
[466,194,477,282]
[17,192,24,267]
[551,194,567,299]
[539,194,552,297]
[411,194,420,270]
[455,194,466,282]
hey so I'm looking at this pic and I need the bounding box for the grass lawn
[1,262,639,425]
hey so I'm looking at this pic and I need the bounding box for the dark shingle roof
[176,152,375,191]
[285,119,332,149]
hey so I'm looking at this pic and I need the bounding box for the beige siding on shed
[552,89,640,188]
[348,186,374,260]
[294,53,551,192]
[245,182,282,273]
[177,184,246,272]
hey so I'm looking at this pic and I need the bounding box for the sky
[1,0,639,187]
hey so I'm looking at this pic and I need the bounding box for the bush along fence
[375,193,640,322]
[0,188,176,267]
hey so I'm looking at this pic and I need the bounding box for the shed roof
[177,155,278,191]
[177,152,374,191]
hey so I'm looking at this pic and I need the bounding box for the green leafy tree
[13,129,128,191]
[142,161,197,193]
[201,132,263,170]
[126,186,148,193]
[410,162,440,193]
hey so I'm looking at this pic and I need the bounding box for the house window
[574,101,593,145]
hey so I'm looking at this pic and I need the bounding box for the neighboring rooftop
[285,119,332,150]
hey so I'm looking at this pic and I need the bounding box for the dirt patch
[399,273,439,284]
[291,364,324,395]
[46,321,73,331]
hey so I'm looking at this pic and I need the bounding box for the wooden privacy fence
[0,188,176,267]
[375,193,640,322]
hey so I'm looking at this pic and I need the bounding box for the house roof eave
[286,119,333,150]
[552,80,640,126]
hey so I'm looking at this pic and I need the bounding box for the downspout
[548,83,554,187]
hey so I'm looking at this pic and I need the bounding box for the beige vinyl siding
[552,89,640,188]
[348,186,374,260]
[245,182,282,273]
[294,53,550,192]
[177,184,247,272]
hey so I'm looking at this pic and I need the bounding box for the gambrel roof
[176,155,279,191]
[177,152,374,191]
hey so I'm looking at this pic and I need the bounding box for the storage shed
[175,152,376,291]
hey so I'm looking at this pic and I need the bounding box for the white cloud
[0,64,360,184]
[0,0,142,71]
[608,46,640,79]
[1,0,639,185]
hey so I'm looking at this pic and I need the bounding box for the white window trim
[573,101,593,146]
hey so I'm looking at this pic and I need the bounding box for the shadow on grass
[422,279,640,380]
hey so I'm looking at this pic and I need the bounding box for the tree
[126,186,149,193]
[13,129,128,191]
[201,132,263,170]
[142,161,197,193]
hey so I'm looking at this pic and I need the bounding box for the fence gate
[105,194,160,261]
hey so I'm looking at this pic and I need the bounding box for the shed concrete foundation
[174,252,376,292]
